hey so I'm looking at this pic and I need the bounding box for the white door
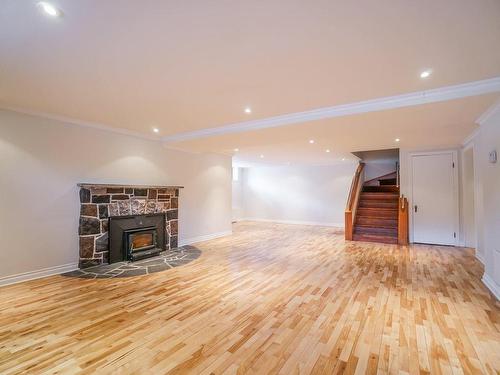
[412,153,457,245]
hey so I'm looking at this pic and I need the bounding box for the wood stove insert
[109,213,166,263]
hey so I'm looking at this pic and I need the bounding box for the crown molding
[0,105,160,141]
[232,158,358,168]
[462,127,481,147]
[162,77,500,143]
[464,97,500,146]
[476,97,500,125]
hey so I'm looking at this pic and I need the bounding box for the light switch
[489,150,497,164]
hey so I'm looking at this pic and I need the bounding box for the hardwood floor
[0,221,499,374]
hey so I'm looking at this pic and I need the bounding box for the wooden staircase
[353,185,399,244]
[345,163,409,245]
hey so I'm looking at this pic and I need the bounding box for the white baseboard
[238,218,344,228]
[179,230,232,246]
[482,273,500,301]
[476,251,485,265]
[0,262,79,287]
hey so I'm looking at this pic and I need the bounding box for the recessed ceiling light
[326,149,331,153]
[153,128,159,133]
[37,2,61,17]
[342,158,346,161]
[420,70,432,79]
[395,138,400,142]
[260,154,264,158]
[309,139,315,144]
[244,107,252,114]
[233,148,239,152]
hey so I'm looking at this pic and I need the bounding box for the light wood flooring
[1,221,499,374]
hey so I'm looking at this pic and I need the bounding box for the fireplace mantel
[78,183,184,189]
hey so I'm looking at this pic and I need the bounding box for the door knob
[414,205,418,213]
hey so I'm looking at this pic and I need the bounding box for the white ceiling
[1,0,499,164]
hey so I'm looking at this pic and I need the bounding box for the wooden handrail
[396,161,400,187]
[346,163,365,211]
[398,195,409,245]
[345,163,365,240]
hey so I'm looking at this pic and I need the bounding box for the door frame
[460,142,476,248]
[409,150,459,246]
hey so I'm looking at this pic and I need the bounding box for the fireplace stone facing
[78,184,183,269]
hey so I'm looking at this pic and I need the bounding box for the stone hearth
[64,246,201,279]
[78,184,182,268]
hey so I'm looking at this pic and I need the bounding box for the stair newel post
[396,161,400,187]
[345,210,353,241]
[398,195,409,245]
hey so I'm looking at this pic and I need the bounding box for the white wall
[0,110,232,280]
[239,163,357,226]
[231,167,244,221]
[470,105,500,298]
[363,161,397,182]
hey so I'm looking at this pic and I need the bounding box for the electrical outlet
[489,150,497,164]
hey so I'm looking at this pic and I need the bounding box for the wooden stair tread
[357,207,398,218]
[379,178,397,185]
[355,217,397,228]
[354,226,397,236]
[360,192,399,200]
[359,201,398,208]
[362,185,399,193]
[352,233,398,244]
[357,217,398,222]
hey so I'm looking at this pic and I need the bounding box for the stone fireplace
[78,184,182,268]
